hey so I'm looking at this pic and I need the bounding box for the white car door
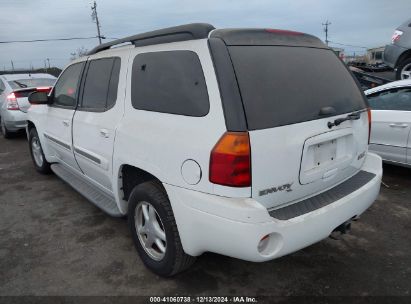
[72,55,125,191]
[368,87,411,164]
[44,62,85,171]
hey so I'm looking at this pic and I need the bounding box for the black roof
[88,23,215,55]
[88,23,327,55]
[210,28,326,48]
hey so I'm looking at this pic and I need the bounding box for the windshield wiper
[13,80,28,88]
[327,113,361,129]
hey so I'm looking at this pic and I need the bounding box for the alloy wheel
[400,62,411,79]
[135,201,167,261]
[31,137,44,167]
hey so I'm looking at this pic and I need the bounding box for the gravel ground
[0,133,410,298]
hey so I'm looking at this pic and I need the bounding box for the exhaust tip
[330,219,353,240]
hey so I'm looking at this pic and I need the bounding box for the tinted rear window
[8,78,55,90]
[228,46,367,130]
[131,51,209,117]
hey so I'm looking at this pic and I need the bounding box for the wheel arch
[396,49,411,68]
[26,120,53,163]
[117,164,165,214]
[27,120,35,133]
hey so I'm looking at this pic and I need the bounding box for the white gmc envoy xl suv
[26,23,382,276]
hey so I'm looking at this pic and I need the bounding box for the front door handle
[100,129,109,138]
[62,120,70,127]
[389,123,408,128]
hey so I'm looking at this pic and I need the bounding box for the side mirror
[28,91,49,105]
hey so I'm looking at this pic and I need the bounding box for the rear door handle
[62,120,70,127]
[389,123,408,128]
[100,129,109,138]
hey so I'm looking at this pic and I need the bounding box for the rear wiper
[327,113,361,129]
[13,80,28,88]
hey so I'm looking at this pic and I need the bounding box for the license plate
[314,139,337,168]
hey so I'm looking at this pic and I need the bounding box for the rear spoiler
[11,86,52,93]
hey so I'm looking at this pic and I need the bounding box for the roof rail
[88,23,215,55]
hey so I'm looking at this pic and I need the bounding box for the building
[366,46,385,65]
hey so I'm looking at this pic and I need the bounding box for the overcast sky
[0,0,410,70]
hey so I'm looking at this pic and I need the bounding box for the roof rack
[88,23,215,55]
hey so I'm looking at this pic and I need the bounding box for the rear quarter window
[131,50,209,117]
[228,46,367,130]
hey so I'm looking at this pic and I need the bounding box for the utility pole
[91,1,102,45]
[47,58,51,69]
[322,20,331,46]
[10,60,14,71]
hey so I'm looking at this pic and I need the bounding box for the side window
[368,88,411,111]
[131,51,209,117]
[53,62,85,107]
[81,57,121,111]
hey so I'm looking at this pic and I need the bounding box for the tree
[70,46,88,61]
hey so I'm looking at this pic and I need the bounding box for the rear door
[367,87,411,163]
[228,46,369,209]
[44,62,85,171]
[72,56,123,191]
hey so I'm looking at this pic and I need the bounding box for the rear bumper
[384,44,407,68]
[2,110,27,131]
[165,152,382,262]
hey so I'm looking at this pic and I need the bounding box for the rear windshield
[228,46,367,130]
[8,78,55,90]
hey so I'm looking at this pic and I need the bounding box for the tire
[28,128,51,174]
[128,181,196,276]
[396,57,411,80]
[1,118,13,139]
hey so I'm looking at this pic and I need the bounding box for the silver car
[0,74,56,138]
[384,18,411,80]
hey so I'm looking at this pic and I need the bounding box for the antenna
[322,20,331,46]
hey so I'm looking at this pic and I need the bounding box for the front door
[72,57,124,191]
[44,62,85,171]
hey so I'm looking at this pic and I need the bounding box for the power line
[328,41,368,49]
[0,36,102,44]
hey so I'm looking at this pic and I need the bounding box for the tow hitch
[330,220,352,240]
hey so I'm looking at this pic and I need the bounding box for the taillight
[209,132,251,187]
[367,108,372,144]
[6,92,20,111]
[391,30,403,44]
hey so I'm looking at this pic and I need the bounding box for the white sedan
[365,79,411,168]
